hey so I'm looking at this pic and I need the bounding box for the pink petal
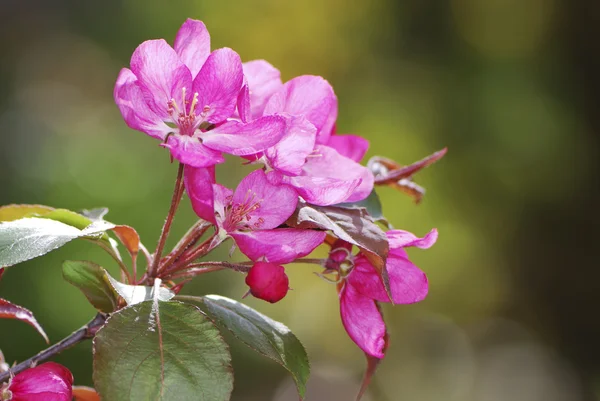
[387,229,438,251]
[236,82,251,123]
[264,75,337,142]
[9,362,73,401]
[201,116,286,156]
[264,115,317,176]
[130,39,193,120]
[212,184,234,225]
[193,48,243,124]
[174,19,211,78]
[242,60,283,119]
[286,175,361,206]
[231,229,326,264]
[348,254,428,304]
[162,135,225,167]
[184,166,216,223]
[326,134,369,163]
[339,283,386,359]
[232,170,298,229]
[114,68,171,140]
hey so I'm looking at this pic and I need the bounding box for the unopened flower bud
[4,362,73,401]
[245,262,289,303]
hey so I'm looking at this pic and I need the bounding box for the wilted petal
[243,60,283,119]
[174,18,211,78]
[339,283,386,359]
[114,68,171,140]
[326,134,369,163]
[387,228,438,252]
[201,116,286,156]
[348,254,428,304]
[130,39,193,120]
[162,135,224,167]
[232,170,298,229]
[232,229,326,264]
[264,115,317,175]
[8,362,73,401]
[264,75,337,142]
[184,165,216,223]
[193,48,243,124]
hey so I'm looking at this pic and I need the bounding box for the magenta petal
[339,283,386,359]
[232,229,326,264]
[162,135,225,167]
[243,59,283,119]
[264,75,337,142]
[237,82,251,123]
[286,175,361,206]
[130,39,193,120]
[114,68,171,140]
[326,134,369,163]
[9,362,73,401]
[193,48,243,124]
[174,19,211,78]
[232,170,298,229]
[348,255,429,304]
[201,116,286,156]
[245,262,289,303]
[387,229,438,252]
[184,165,216,223]
[212,184,234,225]
[264,115,317,175]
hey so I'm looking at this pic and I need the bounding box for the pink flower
[2,362,73,401]
[238,65,374,205]
[245,262,289,303]
[185,167,326,263]
[114,19,286,167]
[327,229,438,358]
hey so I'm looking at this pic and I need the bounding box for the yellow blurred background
[0,1,598,400]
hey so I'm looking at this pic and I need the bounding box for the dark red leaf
[370,148,447,185]
[287,202,392,301]
[111,225,140,257]
[0,298,48,343]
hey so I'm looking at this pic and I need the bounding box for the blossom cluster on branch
[0,18,445,400]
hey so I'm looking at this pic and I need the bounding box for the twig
[0,313,107,383]
[148,163,185,283]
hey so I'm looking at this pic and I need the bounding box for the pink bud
[245,262,289,303]
[3,362,73,401]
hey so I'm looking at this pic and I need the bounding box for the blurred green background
[1,0,599,400]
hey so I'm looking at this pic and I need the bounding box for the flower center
[167,87,210,136]
[223,190,265,232]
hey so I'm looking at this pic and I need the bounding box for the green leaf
[0,218,115,268]
[62,261,118,313]
[188,295,310,399]
[93,300,233,401]
[105,273,174,306]
[0,204,54,222]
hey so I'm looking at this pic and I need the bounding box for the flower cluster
[114,18,442,361]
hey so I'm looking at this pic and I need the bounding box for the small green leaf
[0,218,115,268]
[93,301,233,401]
[0,204,54,222]
[62,261,118,313]
[104,273,174,306]
[189,295,310,399]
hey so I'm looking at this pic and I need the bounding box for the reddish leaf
[355,303,389,401]
[73,386,101,401]
[111,225,140,257]
[389,179,426,204]
[0,268,3,282]
[369,148,447,184]
[0,298,49,343]
[287,202,392,301]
